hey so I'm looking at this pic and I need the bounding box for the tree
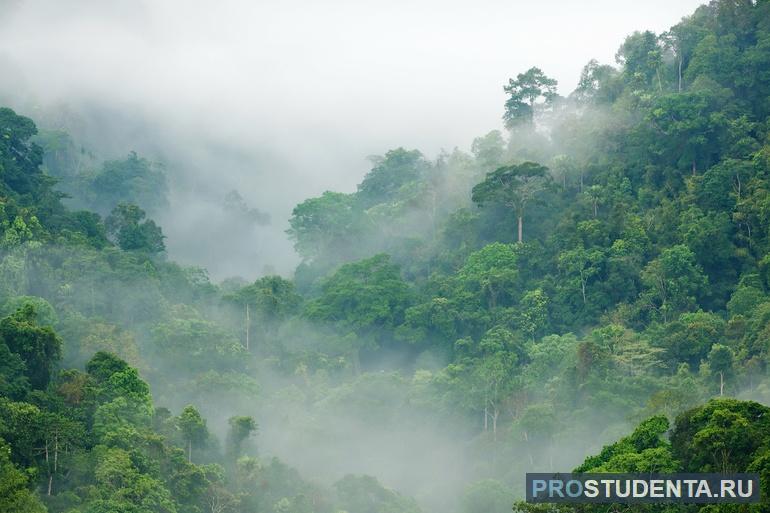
[0,304,62,389]
[225,276,301,350]
[457,243,519,310]
[658,311,725,368]
[671,399,770,473]
[616,30,663,91]
[468,327,521,438]
[226,416,257,459]
[0,107,52,202]
[645,91,730,174]
[503,67,558,128]
[287,191,363,262]
[178,405,209,463]
[518,404,559,468]
[558,245,604,306]
[707,344,734,396]
[87,151,168,214]
[305,254,411,341]
[640,245,707,322]
[151,306,245,372]
[0,439,46,513]
[573,59,618,103]
[37,412,83,496]
[471,131,506,171]
[664,17,707,92]
[516,288,549,341]
[105,203,166,253]
[575,416,678,473]
[471,162,551,243]
[357,148,429,207]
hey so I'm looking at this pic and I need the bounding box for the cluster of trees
[515,398,770,513]
[2,0,770,512]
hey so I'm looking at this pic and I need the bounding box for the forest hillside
[1,1,770,512]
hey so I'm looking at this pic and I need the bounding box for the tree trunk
[678,55,683,92]
[45,441,51,496]
[517,216,523,244]
[719,371,724,397]
[50,433,58,496]
[188,440,192,463]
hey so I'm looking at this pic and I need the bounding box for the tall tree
[178,405,209,463]
[471,162,551,243]
[502,67,558,128]
[105,203,166,253]
[0,304,61,390]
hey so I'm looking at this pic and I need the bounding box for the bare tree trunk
[517,216,523,243]
[44,440,51,496]
[483,406,488,432]
[719,371,724,397]
[51,434,58,496]
[188,440,192,463]
[678,55,683,92]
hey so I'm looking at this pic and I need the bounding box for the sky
[0,0,706,278]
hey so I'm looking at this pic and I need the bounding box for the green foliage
[226,416,257,459]
[575,416,678,472]
[671,399,770,473]
[177,406,208,463]
[640,245,708,322]
[0,107,49,201]
[503,68,558,128]
[105,203,166,254]
[306,254,411,340]
[357,148,430,207]
[287,191,364,263]
[0,304,62,389]
[85,152,168,214]
[471,162,551,243]
[150,306,245,372]
[0,439,46,513]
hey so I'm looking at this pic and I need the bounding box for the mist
[0,0,703,279]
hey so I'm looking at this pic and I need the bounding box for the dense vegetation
[2,1,770,512]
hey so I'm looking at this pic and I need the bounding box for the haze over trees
[2,1,770,512]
